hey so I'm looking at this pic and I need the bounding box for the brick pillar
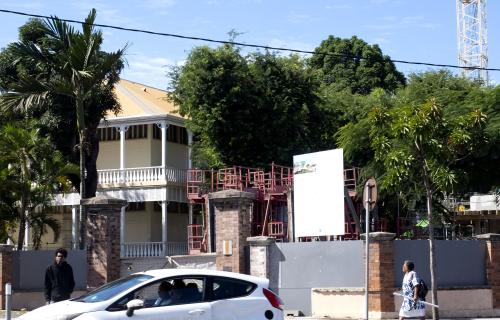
[476,233,500,308]
[209,190,255,274]
[82,195,127,290]
[247,236,276,278]
[0,245,13,309]
[364,232,396,315]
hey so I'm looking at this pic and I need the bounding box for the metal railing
[121,242,188,258]
[98,166,187,185]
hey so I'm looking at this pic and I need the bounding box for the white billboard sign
[293,149,345,238]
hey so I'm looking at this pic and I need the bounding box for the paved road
[6,312,500,319]
[285,318,500,320]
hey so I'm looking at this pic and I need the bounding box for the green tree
[0,123,76,250]
[338,71,500,215]
[310,35,406,94]
[368,98,487,320]
[398,71,500,193]
[0,174,18,244]
[0,10,126,248]
[170,45,322,167]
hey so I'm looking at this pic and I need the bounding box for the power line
[1,8,500,73]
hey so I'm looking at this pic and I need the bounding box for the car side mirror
[126,299,144,317]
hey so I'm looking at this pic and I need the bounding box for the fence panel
[12,250,87,290]
[270,241,364,316]
[268,239,486,316]
[393,240,487,288]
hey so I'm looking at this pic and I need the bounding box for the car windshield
[73,274,153,303]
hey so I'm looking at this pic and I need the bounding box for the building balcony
[97,166,187,188]
[121,242,189,258]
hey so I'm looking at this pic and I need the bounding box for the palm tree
[0,123,76,250]
[0,9,126,249]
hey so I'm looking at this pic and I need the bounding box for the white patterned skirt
[399,306,425,318]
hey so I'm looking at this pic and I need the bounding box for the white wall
[151,139,162,166]
[125,204,152,242]
[151,139,189,169]
[11,207,72,250]
[125,202,188,243]
[97,128,188,170]
[97,138,154,169]
[150,209,162,242]
[97,140,120,169]
[311,288,497,319]
[125,139,153,168]
[168,212,188,242]
[167,142,189,169]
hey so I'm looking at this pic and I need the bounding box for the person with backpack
[399,260,426,320]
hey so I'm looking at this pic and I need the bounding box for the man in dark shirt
[44,248,75,304]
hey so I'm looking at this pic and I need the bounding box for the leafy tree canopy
[310,35,406,94]
[0,12,126,198]
[338,71,500,195]
[0,121,77,249]
[170,45,323,168]
[367,94,487,318]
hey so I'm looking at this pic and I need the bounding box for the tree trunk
[16,213,26,251]
[76,95,87,250]
[84,127,99,198]
[426,186,440,320]
[78,131,87,250]
[17,185,29,251]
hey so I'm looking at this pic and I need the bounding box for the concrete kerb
[360,232,397,241]
[475,233,500,241]
[0,310,27,319]
[247,236,276,246]
[284,317,500,320]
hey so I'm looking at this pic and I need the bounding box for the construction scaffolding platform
[186,164,388,253]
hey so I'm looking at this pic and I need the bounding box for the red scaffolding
[186,163,292,252]
[186,164,387,253]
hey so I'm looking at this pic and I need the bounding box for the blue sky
[0,0,499,89]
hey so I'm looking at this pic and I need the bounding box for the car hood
[19,300,107,320]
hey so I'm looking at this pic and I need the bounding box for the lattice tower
[456,0,488,84]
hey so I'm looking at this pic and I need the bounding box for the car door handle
[188,309,206,315]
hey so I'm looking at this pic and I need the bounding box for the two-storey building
[41,79,193,257]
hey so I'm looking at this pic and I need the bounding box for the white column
[187,130,193,169]
[23,212,30,250]
[161,201,168,255]
[71,206,78,250]
[117,125,129,165]
[156,122,169,179]
[120,205,126,258]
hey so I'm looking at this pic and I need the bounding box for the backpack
[418,279,428,300]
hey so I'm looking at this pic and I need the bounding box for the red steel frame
[187,164,388,253]
[187,163,292,251]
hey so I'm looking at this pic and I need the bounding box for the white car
[20,269,284,320]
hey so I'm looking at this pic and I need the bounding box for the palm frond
[82,9,97,40]
[29,210,60,249]
[43,15,74,49]
[9,41,47,64]
[0,89,50,115]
